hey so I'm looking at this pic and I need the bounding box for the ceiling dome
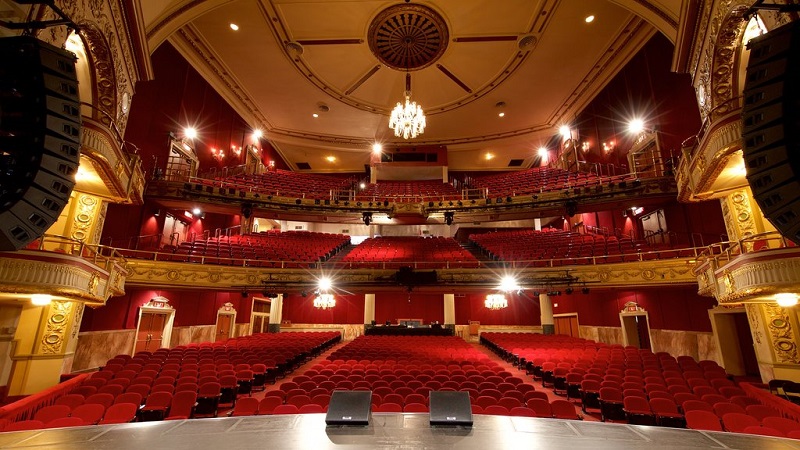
[367,3,449,71]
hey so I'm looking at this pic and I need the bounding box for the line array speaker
[0,36,81,251]
[742,21,800,244]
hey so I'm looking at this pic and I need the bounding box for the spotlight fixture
[444,211,454,226]
[241,289,248,298]
[362,212,373,226]
[582,287,590,294]
[295,199,302,205]
[506,196,512,203]
[565,287,573,295]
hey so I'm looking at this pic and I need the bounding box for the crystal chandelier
[389,73,426,139]
[484,294,508,310]
[313,293,336,310]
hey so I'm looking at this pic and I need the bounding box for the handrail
[0,373,90,422]
[24,234,128,271]
[740,382,800,422]
[115,242,708,271]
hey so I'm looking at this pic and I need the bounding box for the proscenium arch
[77,22,119,127]
[588,0,680,43]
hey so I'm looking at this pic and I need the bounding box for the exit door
[135,312,167,353]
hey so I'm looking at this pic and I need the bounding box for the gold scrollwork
[765,304,800,363]
[40,301,74,354]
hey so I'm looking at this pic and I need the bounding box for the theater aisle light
[775,293,799,307]
[31,294,52,306]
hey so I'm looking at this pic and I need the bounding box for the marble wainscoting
[579,326,721,365]
[73,330,135,371]
[579,326,624,345]
[170,326,215,347]
[650,329,720,364]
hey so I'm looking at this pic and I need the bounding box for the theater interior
[0,0,799,447]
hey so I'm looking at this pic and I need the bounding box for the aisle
[469,341,601,422]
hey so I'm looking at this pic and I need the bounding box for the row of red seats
[469,167,624,197]
[342,237,478,269]
[356,181,461,203]
[226,169,352,200]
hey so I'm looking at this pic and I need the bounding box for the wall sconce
[231,145,242,157]
[211,147,225,161]
[581,141,591,152]
[602,141,615,153]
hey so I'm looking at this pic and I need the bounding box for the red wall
[455,292,539,326]
[80,288,253,332]
[124,42,288,177]
[574,34,701,167]
[551,286,715,332]
[282,293,365,325]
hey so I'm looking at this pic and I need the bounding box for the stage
[364,325,454,336]
[0,413,794,450]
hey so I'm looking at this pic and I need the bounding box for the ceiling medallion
[368,3,449,71]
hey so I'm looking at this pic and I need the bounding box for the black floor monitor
[429,391,473,426]
[325,390,372,426]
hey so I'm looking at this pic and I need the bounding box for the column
[540,294,554,335]
[268,294,283,333]
[443,294,455,329]
[364,294,376,325]
[719,187,776,250]
[7,300,84,395]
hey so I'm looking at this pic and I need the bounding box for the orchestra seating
[469,167,632,197]
[478,332,797,436]
[341,236,479,269]
[469,228,693,265]
[0,332,339,431]
[356,181,461,203]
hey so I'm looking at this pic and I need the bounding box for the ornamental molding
[126,258,697,290]
[82,121,144,204]
[676,114,743,202]
[41,301,75,355]
[0,252,126,305]
[712,250,800,303]
[764,303,800,364]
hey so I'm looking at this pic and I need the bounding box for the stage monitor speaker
[325,390,371,426]
[429,391,473,427]
[742,20,800,244]
[0,36,80,251]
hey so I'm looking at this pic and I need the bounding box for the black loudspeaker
[325,390,371,426]
[742,21,800,244]
[429,391,473,426]
[0,36,80,251]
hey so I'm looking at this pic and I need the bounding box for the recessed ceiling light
[230,23,239,31]
[498,112,505,117]
[585,15,595,23]
[326,156,336,162]
[485,153,494,160]
[312,113,319,118]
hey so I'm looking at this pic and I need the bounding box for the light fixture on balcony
[484,294,508,310]
[211,147,225,161]
[313,293,336,310]
[389,73,426,139]
[231,145,242,157]
[775,293,799,308]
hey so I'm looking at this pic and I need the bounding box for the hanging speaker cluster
[742,21,800,243]
[0,36,81,251]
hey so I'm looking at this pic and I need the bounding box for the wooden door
[135,312,166,353]
[216,314,233,342]
[554,315,579,337]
